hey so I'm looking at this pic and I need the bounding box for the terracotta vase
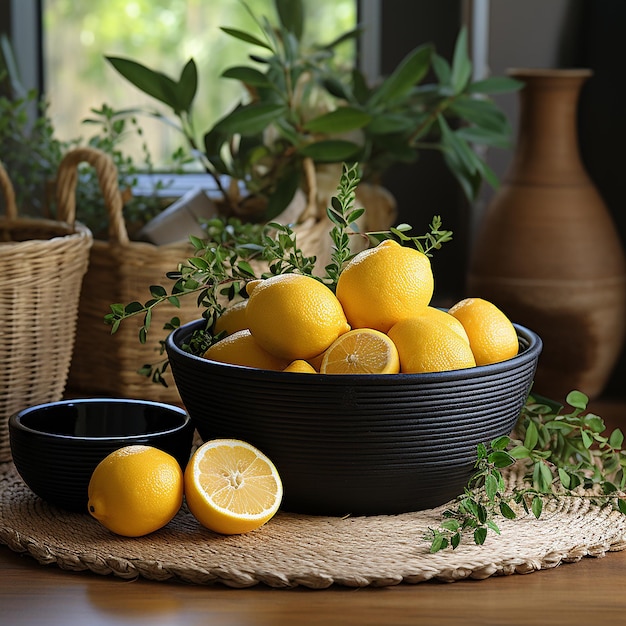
[467,68,626,400]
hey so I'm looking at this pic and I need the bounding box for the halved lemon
[184,439,283,535]
[320,328,400,374]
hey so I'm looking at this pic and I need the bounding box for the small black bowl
[9,398,194,512]
[166,319,542,516]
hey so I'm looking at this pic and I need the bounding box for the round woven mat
[1,460,625,589]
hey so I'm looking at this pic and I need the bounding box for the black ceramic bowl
[9,398,194,512]
[166,320,542,516]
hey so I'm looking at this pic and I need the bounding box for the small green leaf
[303,107,371,134]
[109,303,125,316]
[450,27,472,94]
[149,285,167,298]
[215,103,286,136]
[124,301,144,315]
[524,420,539,451]
[531,496,543,519]
[467,76,523,95]
[298,139,361,162]
[566,390,589,410]
[221,66,272,88]
[618,499,626,515]
[491,435,510,451]
[441,519,460,532]
[509,445,531,460]
[430,533,447,553]
[474,527,488,545]
[275,0,304,40]
[558,467,571,489]
[485,473,498,500]
[367,44,433,107]
[610,429,624,449]
[219,26,273,51]
[489,450,515,469]
[499,502,517,520]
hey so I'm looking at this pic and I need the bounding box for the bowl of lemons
[9,398,194,512]
[165,240,543,516]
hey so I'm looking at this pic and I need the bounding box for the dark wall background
[376,0,468,305]
[576,0,626,396]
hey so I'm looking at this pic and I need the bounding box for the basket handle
[0,160,18,220]
[56,147,129,245]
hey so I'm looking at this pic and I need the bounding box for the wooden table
[3,398,626,626]
[2,545,626,625]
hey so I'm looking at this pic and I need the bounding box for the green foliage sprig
[104,162,451,384]
[428,390,626,552]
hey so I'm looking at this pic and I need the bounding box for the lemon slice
[184,439,283,535]
[320,328,400,374]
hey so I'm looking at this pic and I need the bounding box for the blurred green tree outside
[43,0,357,169]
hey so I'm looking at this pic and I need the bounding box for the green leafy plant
[78,103,192,237]
[105,0,520,221]
[104,162,452,384]
[428,390,626,552]
[0,34,181,235]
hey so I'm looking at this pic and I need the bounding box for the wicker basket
[0,161,93,462]
[58,148,203,404]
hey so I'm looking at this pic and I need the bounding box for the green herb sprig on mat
[428,390,626,552]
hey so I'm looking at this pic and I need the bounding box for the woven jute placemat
[1,460,625,589]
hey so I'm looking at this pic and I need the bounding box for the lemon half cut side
[184,439,283,535]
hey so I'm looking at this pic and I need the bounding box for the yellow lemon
[213,299,248,336]
[87,445,184,537]
[320,328,400,374]
[447,297,519,366]
[387,316,476,373]
[283,359,318,373]
[184,439,283,535]
[418,306,470,344]
[335,239,434,332]
[245,273,350,361]
[203,329,290,370]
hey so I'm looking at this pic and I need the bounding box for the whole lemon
[245,273,350,361]
[87,445,184,537]
[448,297,519,366]
[388,316,476,373]
[417,306,470,344]
[213,299,248,336]
[204,329,290,370]
[336,240,434,332]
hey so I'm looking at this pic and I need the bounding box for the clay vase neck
[506,68,592,186]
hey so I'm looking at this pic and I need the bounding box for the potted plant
[105,0,520,227]
[0,34,179,237]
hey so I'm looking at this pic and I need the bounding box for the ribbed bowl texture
[9,398,194,512]
[166,320,542,516]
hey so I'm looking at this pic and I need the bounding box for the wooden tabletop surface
[2,545,626,626]
[3,397,626,626]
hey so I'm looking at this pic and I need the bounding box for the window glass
[42,0,357,169]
